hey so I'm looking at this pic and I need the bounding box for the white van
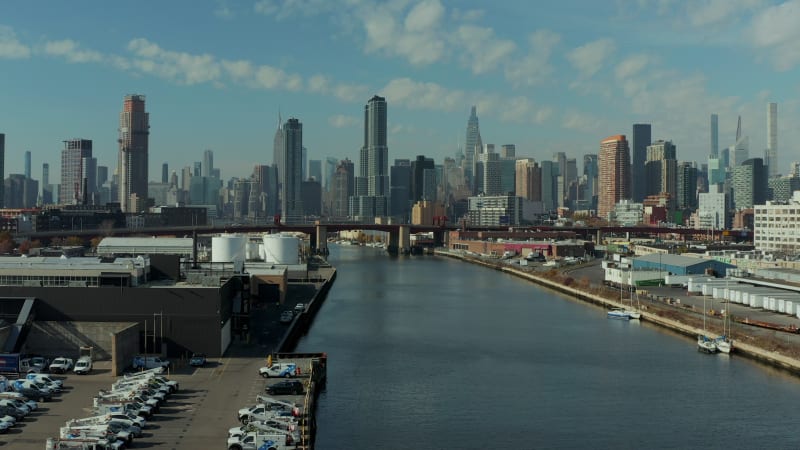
[132,356,170,370]
[25,373,63,389]
[74,356,93,375]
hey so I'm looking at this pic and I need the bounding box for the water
[296,246,800,449]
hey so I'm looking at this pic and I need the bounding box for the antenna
[736,116,742,142]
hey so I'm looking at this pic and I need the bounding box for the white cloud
[222,59,254,80]
[567,38,616,78]
[562,110,606,133]
[687,0,765,27]
[214,0,235,19]
[749,0,800,70]
[405,0,445,32]
[614,54,652,79]
[450,8,484,22]
[359,1,446,66]
[43,39,104,63]
[0,26,31,59]
[382,77,466,111]
[454,25,516,74]
[127,38,222,85]
[329,114,360,128]
[254,0,336,19]
[505,29,560,87]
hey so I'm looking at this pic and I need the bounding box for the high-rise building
[464,106,482,189]
[281,118,304,222]
[61,139,93,205]
[644,140,677,197]
[323,157,338,191]
[161,163,168,184]
[0,133,4,208]
[308,159,322,183]
[481,152,502,196]
[677,162,698,210]
[331,159,354,218]
[766,102,778,177]
[500,144,516,158]
[118,94,149,212]
[553,152,567,207]
[390,159,412,220]
[193,161,201,177]
[350,95,389,218]
[411,155,435,202]
[540,160,558,212]
[41,163,52,205]
[203,149,214,178]
[583,154,599,210]
[253,164,278,217]
[768,175,800,203]
[4,174,37,209]
[710,114,719,158]
[598,135,631,219]
[273,112,284,206]
[732,158,767,210]
[24,151,31,179]
[515,159,541,201]
[631,123,651,202]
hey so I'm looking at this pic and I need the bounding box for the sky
[1,0,800,185]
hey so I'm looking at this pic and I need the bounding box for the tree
[0,240,12,255]
[65,236,84,247]
[18,240,31,255]
[90,236,103,249]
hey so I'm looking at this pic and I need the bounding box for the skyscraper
[464,106,482,189]
[118,94,149,212]
[631,123,651,202]
[24,151,31,179]
[61,139,93,205]
[273,112,284,205]
[582,154,599,210]
[411,155,434,202]
[710,114,719,158]
[281,118,303,222]
[42,162,52,205]
[203,149,214,178]
[732,158,767,209]
[390,159,411,220]
[766,102,778,177]
[350,95,389,218]
[161,163,168,184]
[644,140,677,197]
[553,151,567,207]
[0,134,4,208]
[598,135,631,219]
[515,159,541,201]
[308,159,322,182]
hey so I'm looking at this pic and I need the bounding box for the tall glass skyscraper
[351,95,389,218]
[464,106,482,190]
[117,94,149,212]
[631,123,651,202]
[710,114,719,158]
[281,118,303,222]
[766,103,777,177]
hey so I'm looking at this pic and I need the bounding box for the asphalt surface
[3,280,319,449]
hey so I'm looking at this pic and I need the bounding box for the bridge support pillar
[399,225,411,254]
[387,229,399,255]
[596,229,602,244]
[433,230,446,247]
[315,225,328,254]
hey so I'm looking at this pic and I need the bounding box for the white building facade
[697,191,728,230]
[754,192,800,253]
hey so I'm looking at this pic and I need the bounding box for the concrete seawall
[278,268,337,352]
[436,250,800,375]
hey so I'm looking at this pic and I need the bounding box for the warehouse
[631,253,734,276]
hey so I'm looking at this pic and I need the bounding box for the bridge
[17,222,752,255]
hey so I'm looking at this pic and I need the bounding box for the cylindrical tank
[212,234,247,270]
[246,241,260,260]
[262,234,300,265]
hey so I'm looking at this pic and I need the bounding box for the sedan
[279,311,295,324]
[189,353,207,367]
[265,380,304,396]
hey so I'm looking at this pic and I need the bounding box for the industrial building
[631,253,733,276]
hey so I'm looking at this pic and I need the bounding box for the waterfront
[297,245,800,449]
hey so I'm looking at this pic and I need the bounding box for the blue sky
[1,0,799,183]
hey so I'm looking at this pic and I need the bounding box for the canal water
[296,245,800,449]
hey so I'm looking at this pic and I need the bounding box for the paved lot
[3,282,317,450]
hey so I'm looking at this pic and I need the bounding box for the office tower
[203,149,213,178]
[351,95,389,218]
[631,123,651,202]
[332,158,354,218]
[323,157,338,191]
[181,166,192,193]
[411,155,435,202]
[281,118,304,221]
[598,135,631,219]
[766,102,778,177]
[161,163,168,184]
[515,159,541,201]
[710,114,719,158]
[583,154,599,209]
[301,179,321,216]
[118,94,149,212]
[193,161,202,177]
[24,151,31,179]
[732,158,767,209]
[677,162,698,210]
[644,140,677,197]
[4,174,37,208]
[464,106,482,189]
[390,159,411,220]
[481,152,502,196]
[308,159,322,182]
[540,160,557,212]
[253,164,278,217]
[41,163,51,204]
[272,111,286,205]
[768,175,800,203]
[500,144,516,158]
[0,134,4,208]
[82,156,98,204]
[302,147,308,181]
[61,139,93,205]
[553,152,567,207]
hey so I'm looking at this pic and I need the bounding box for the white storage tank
[785,301,794,316]
[246,241,260,260]
[263,234,300,265]
[212,234,247,272]
[778,299,786,313]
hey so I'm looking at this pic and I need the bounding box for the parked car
[132,355,170,370]
[29,356,50,372]
[189,353,207,367]
[74,356,93,375]
[293,303,306,314]
[265,380,304,396]
[280,311,295,324]
[48,357,74,374]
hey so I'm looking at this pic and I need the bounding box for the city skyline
[1,1,797,183]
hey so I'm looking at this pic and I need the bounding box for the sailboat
[607,267,631,320]
[715,280,733,354]
[622,265,641,320]
[697,290,718,353]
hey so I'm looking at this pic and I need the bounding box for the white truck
[26,372,64,390]
[60,424,132,447]
[74,356,92,375]
[45,436,124,450]
[93,398,152,419]
[111,378,170,399]
[66,415,143,437]
[95,389,160,413]
[238,399,300,425]
[227,429,295,450]
[49,357,75,374]
[117,371,177,393]
[228,419,300,443]
[258,363,298,378]
[0,391,37,411]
